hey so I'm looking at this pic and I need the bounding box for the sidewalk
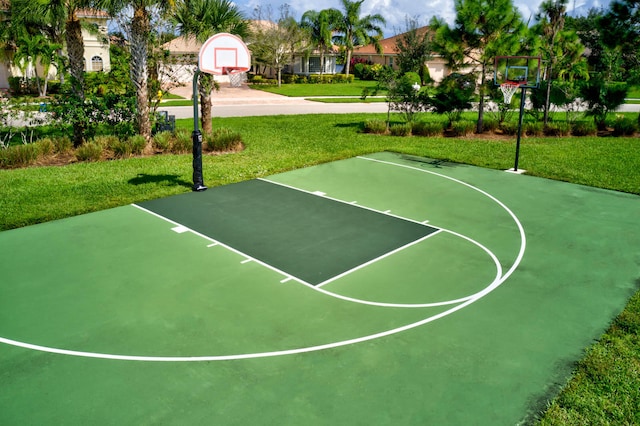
[168,83,312,105]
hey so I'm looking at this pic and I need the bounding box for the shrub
[544,122,572,136]
[282,74,299,84]
[92,135,126,157]
[451,120,475,137]
[363,119,388,134]
[93,135,119,149]
[127,135,146,155]
[612,116,637,136]
[524,122,544,137]
[0,143,40,168]
[500,121,519,135]
[482,119,499,133]
[153,131,172,151]
[389,123,412,136]
[52,136,73,153]
[75,142,103,162]
[572,121,597,136]
[411,121,443,137]
[171,128,192,154]
[36,138,55,156]
[205,128,243,151]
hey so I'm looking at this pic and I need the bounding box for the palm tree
[173,0,248,134]
[97,0,176,148]
[36,40,63,97]
[13,34,62,97]
[300,8,341,77]
[11,0,90,146]
[536,0,568,124]
[333,0,385,76]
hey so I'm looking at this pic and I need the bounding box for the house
[351,27,451,83]
[0,5,111,90]
[160,20,341,85]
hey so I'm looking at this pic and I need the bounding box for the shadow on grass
[128,173,191,188]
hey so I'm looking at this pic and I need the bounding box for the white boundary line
[0,155,526,362]
[258,178,504,308]
[131,204,308,286]
[259,177,435,228]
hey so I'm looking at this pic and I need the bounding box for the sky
[235,0,608,38]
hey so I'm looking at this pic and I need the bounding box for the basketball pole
[191,69,207,192]
[513,86,527,172]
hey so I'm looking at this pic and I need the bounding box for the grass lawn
[250,79,382,97]
[1,112,639,424]
[307,97,387,103]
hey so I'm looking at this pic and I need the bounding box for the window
[309,57,322,73]
[91,56,103,72]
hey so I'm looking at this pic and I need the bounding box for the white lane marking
[258,178,435,229]
[130,204,310,287]
[0,157,526,362]
[317,231,443,288]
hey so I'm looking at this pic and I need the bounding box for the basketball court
[1,152,639,424]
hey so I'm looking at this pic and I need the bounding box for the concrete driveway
[159,83,388,119]
[160,83,640,119]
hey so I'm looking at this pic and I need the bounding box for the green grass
[1,113,639,424]
[626,85,640,99]
[307,97,387,103]
[250,80,382,97]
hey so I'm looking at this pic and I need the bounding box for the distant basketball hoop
[199,33,251,76]
[499,81,522,105]
[190,33,251,192]
[494,56,541,173]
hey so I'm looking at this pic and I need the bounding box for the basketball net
[229,72,246,88]
[499,82,520,104]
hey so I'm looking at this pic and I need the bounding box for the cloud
[237,0,611,38]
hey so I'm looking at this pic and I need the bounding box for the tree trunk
[476,63,486,134]
[543,62,553,125]
[131,7,152,149]
[65,16,86,147]
[66,17,84,100]
[199,73,214,135]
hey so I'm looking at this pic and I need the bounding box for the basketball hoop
[223,67,247,88]
[499,82,521,104]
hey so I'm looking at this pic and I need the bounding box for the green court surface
[1,152,638,424]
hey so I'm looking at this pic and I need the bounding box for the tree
[580,79,628,129]
[427,72,477,127]
[430,0,527,133]
[395,17,432,77]
[600,0,640,84]
[250,5,308,87]
[11,0,93,146]
[566,9,623,81]
[13,34,61,97]
[300,8,342,77]
[386,72,428,123]
[98,0,176,148]
[173,0,249,134]
[333,0,385,76]
[535,0,568,124]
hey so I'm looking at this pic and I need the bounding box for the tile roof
[353,26,431,55]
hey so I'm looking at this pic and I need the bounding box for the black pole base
[192,129,206,191]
